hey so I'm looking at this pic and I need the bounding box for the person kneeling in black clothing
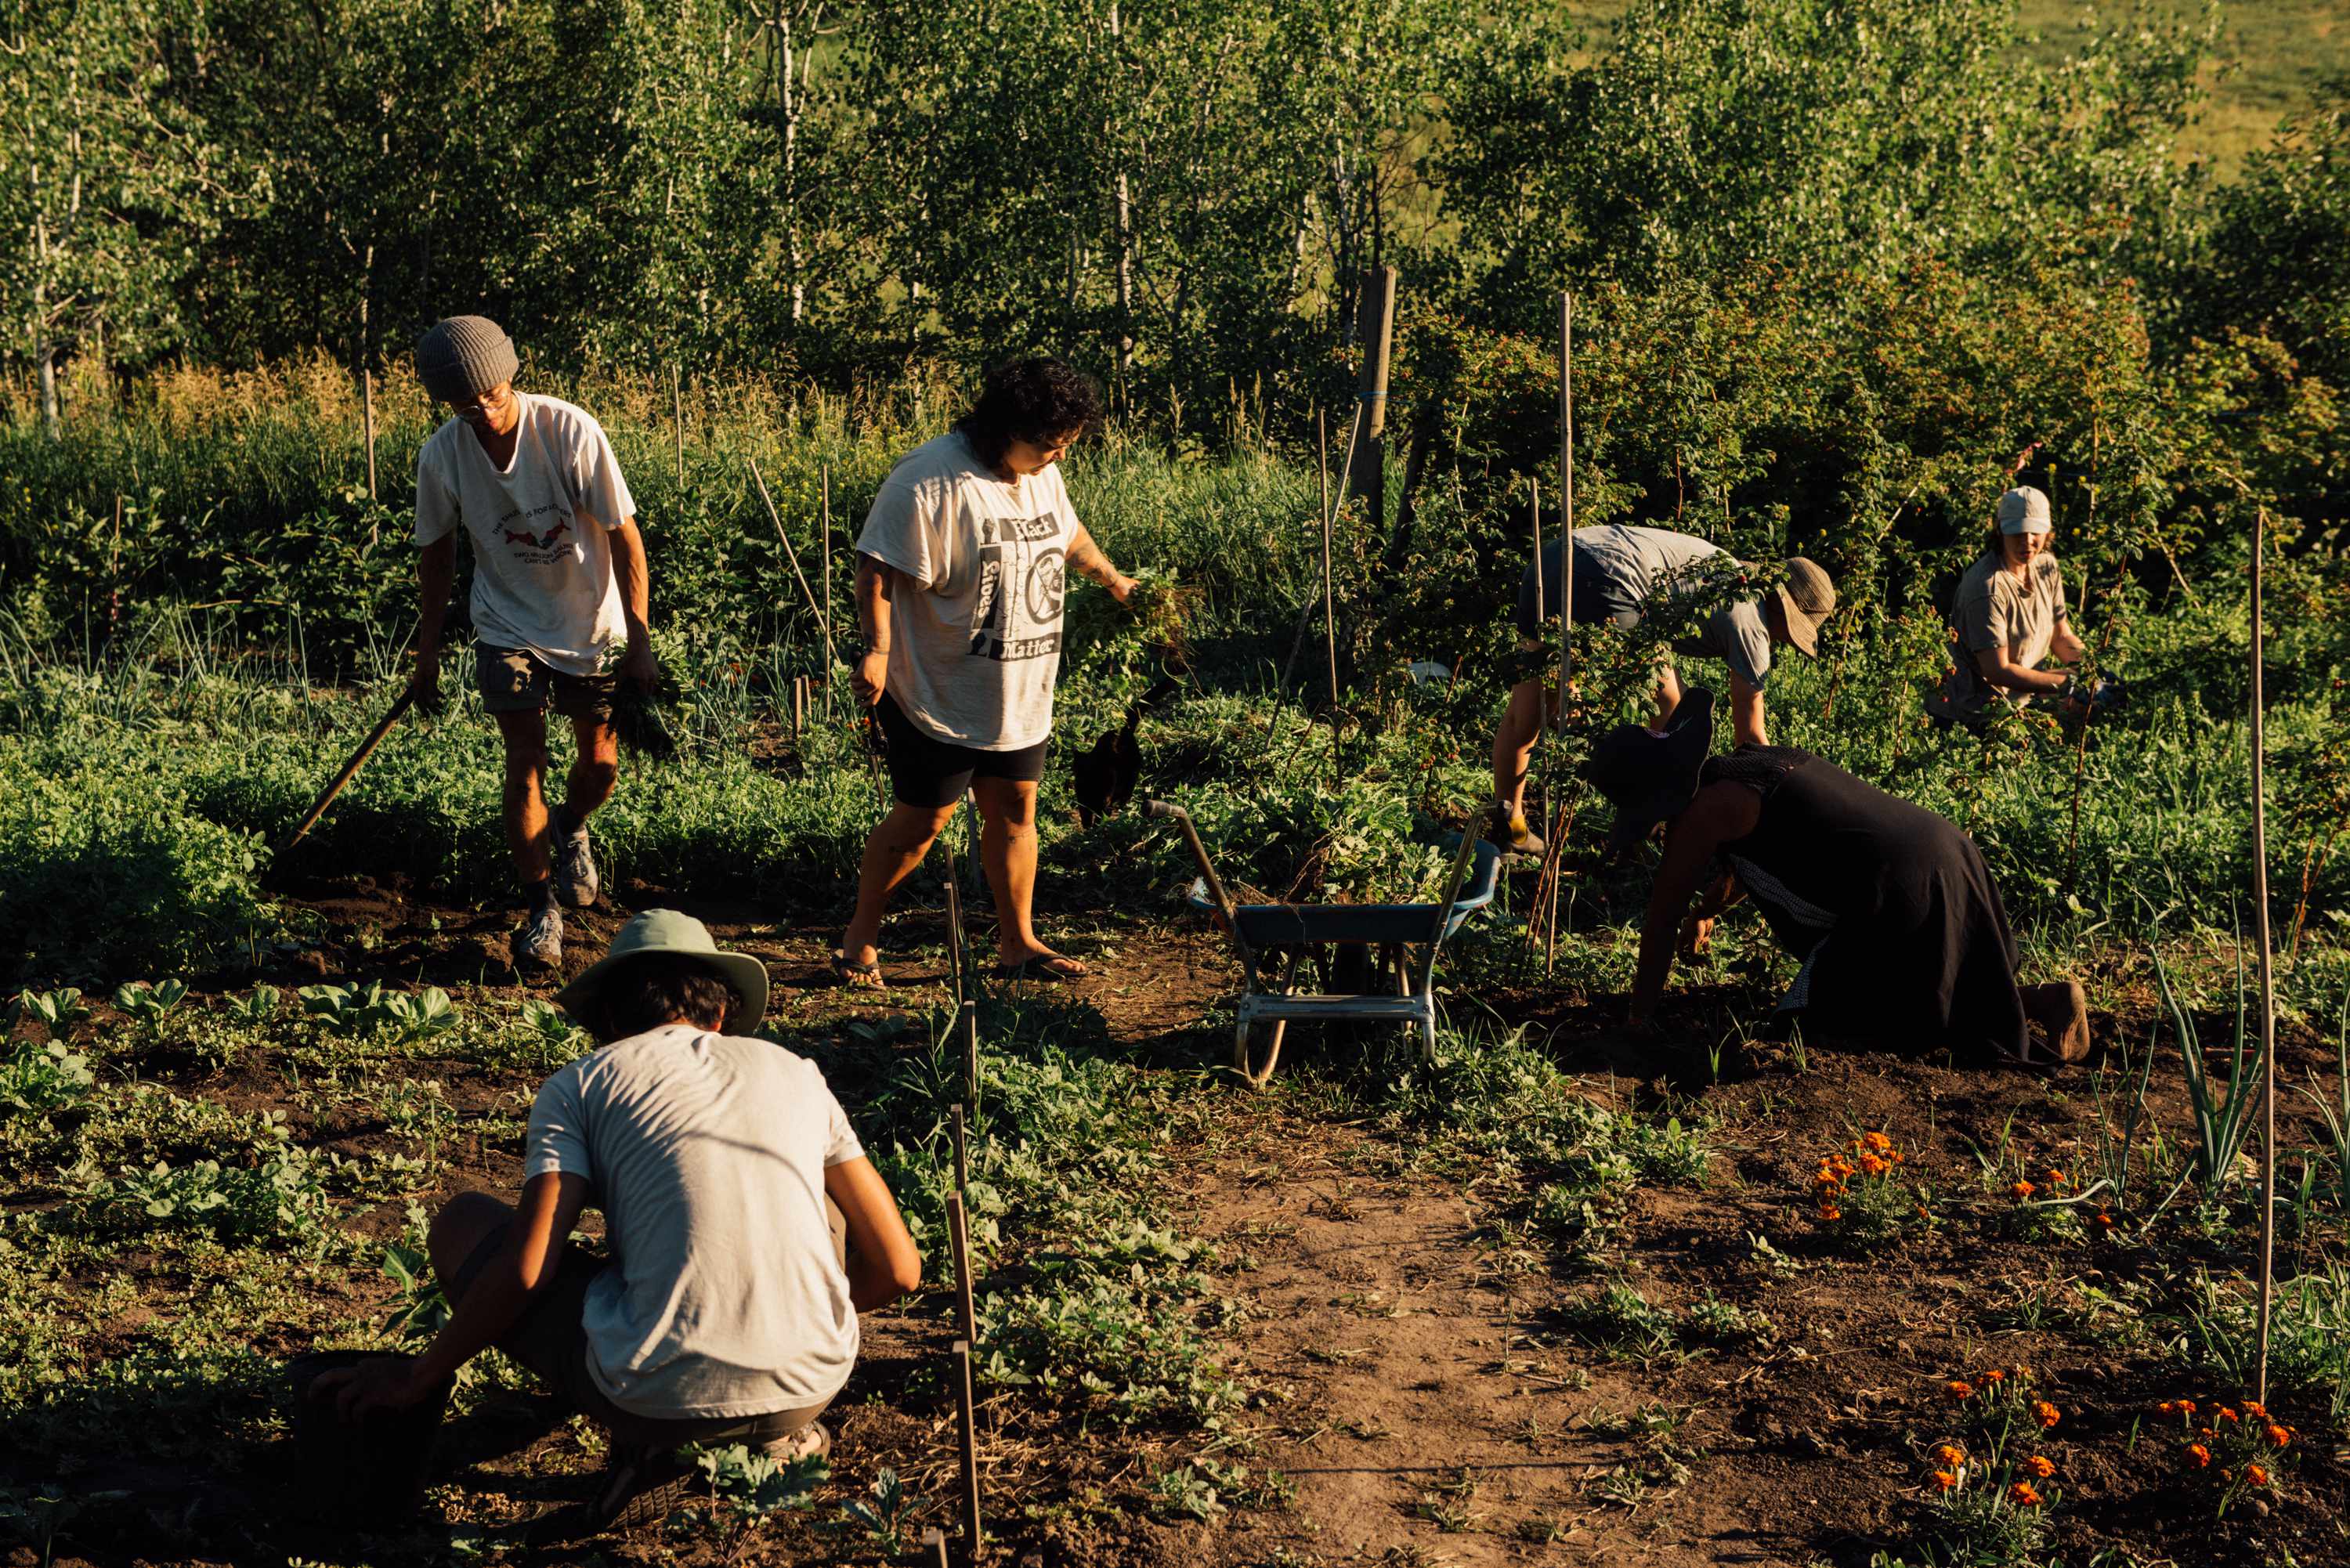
[1588,688,2091,1065]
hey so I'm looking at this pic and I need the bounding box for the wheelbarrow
[1147,800,1500,1086]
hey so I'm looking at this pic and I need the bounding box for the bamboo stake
[748,456,837,675]
[948,1191,979,1343]
[671,363,685,486]
[792,674,806,737]
[943,841,964,1003]
[953,1339,983,1558]
[822,462,835,720]
[2253,502,2277,1404]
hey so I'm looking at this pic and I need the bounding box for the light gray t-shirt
[414,393,636,676]
[855,432,1082,751]
[1529,525,1773,688]
[1931,551,2070,722]
[525,1024,867,1419]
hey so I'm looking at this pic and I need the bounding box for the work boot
[2019,980,2091,1064]
[551,808,600,908]
[514,900,564,971]
[1501,806,1546,858]
[591,1423,831,1532]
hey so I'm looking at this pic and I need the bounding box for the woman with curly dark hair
[833,357,1138,988]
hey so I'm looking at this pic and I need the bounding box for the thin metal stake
[953,1339,983,1558]
[671,363,685,486]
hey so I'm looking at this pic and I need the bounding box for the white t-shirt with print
[414,393,636,676]
[854,431,1082,751]
[524,1024,869,1419]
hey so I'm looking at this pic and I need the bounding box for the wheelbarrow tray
[1184,839,1500,945]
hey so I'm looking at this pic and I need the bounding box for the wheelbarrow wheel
[1233,1018,1286,1089]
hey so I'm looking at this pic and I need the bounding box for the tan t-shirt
[855,431,1082,751]
[524,1024,867,1419]
[414,393,635,676]
[1932,551,2069,723]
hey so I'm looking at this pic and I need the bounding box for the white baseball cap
[1997,486,2053,536]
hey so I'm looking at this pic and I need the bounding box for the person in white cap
[406,315,657,971]
[1929,485,2091,729]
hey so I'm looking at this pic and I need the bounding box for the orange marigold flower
[2033,1400,2060,1429]
[1981,1367,2005,1384]
[2023,1455,2055,1479]
[2009,1481,2044,1508]
[2247,1465,2270,1488]
[2241,1400,2266,1419]
[1933,1444,1966,1466]
[1860,1154,1889,1176]
[1914,1204,1932,1219]
[2094,1209,2114,1228]
[2186,1443,2211,1468]
[1946,1380,1975,1401]
[1864,1132,1893,1154]
[2265,1424,2290,1448]
[1931,1469,1960,1492]
[2157,1400,2183,1418]
[2042,1167,2066,1187]
[2216,1407,2240,1423]
[1819,1205,1842,1221]
[2011,1180,2036,1199]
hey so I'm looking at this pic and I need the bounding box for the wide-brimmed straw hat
[1773,558,1835,659]
[1582,686,1717,854]
[555,909,770,1031]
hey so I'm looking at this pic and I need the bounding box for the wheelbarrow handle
[1146,799,1240,937]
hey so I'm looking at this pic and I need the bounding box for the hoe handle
[284,688,415,850]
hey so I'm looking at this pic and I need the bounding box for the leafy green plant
[111,979,188,1030]
[10,989,89,1039]
[0,1039,96,1117]
[228,985,280,1026]
[381,1244,451,1342]
[1147,1464,1228,1523]
[75,1150,331,1245]
[2150,945,2262,1208]
[833,1467,919,1553]
[684,1441,826,1522]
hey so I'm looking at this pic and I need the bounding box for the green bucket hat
[555,909,770,1032]
[1582,686,1717,854]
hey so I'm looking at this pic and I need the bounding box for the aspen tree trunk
[1110,3,1133,396]
[776,3,806,325]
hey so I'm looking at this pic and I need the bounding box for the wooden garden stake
[361,368,378,503]
[960,998,979,1111]
[822,462,836,719]
[671,363,685,486]
[748,456,837,674]
[920,1527,949,1568]
[284,688,415,848]
[792,674,805,737]
[1546,292,1575,973]
[942,836,964,1003]
[2252,501,2278,1404]
[947,1190,978,1343]
[953,1339,983,1558]
[952,1101,970,1195]
[1318,406,1339,789]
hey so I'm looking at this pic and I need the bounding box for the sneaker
[514,901,564,970]
[591,1423,830,1533]
[551,810,599,908]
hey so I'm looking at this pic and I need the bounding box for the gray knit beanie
[415,316,519,403]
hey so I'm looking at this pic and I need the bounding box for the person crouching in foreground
[1589,688,2092,1065]
[314,910,922,1530]
[833,356,1138,988]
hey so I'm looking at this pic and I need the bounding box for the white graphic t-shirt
[414,393,636,676]
[854,431,1082,751]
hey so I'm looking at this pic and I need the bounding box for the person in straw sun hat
[1584,689,2092,1068]
[310,910,921,1530]
[1492,522,1835,858]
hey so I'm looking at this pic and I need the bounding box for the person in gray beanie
[408,315,656,971]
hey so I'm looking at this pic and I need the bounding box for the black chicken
[1073,677,1177,826]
